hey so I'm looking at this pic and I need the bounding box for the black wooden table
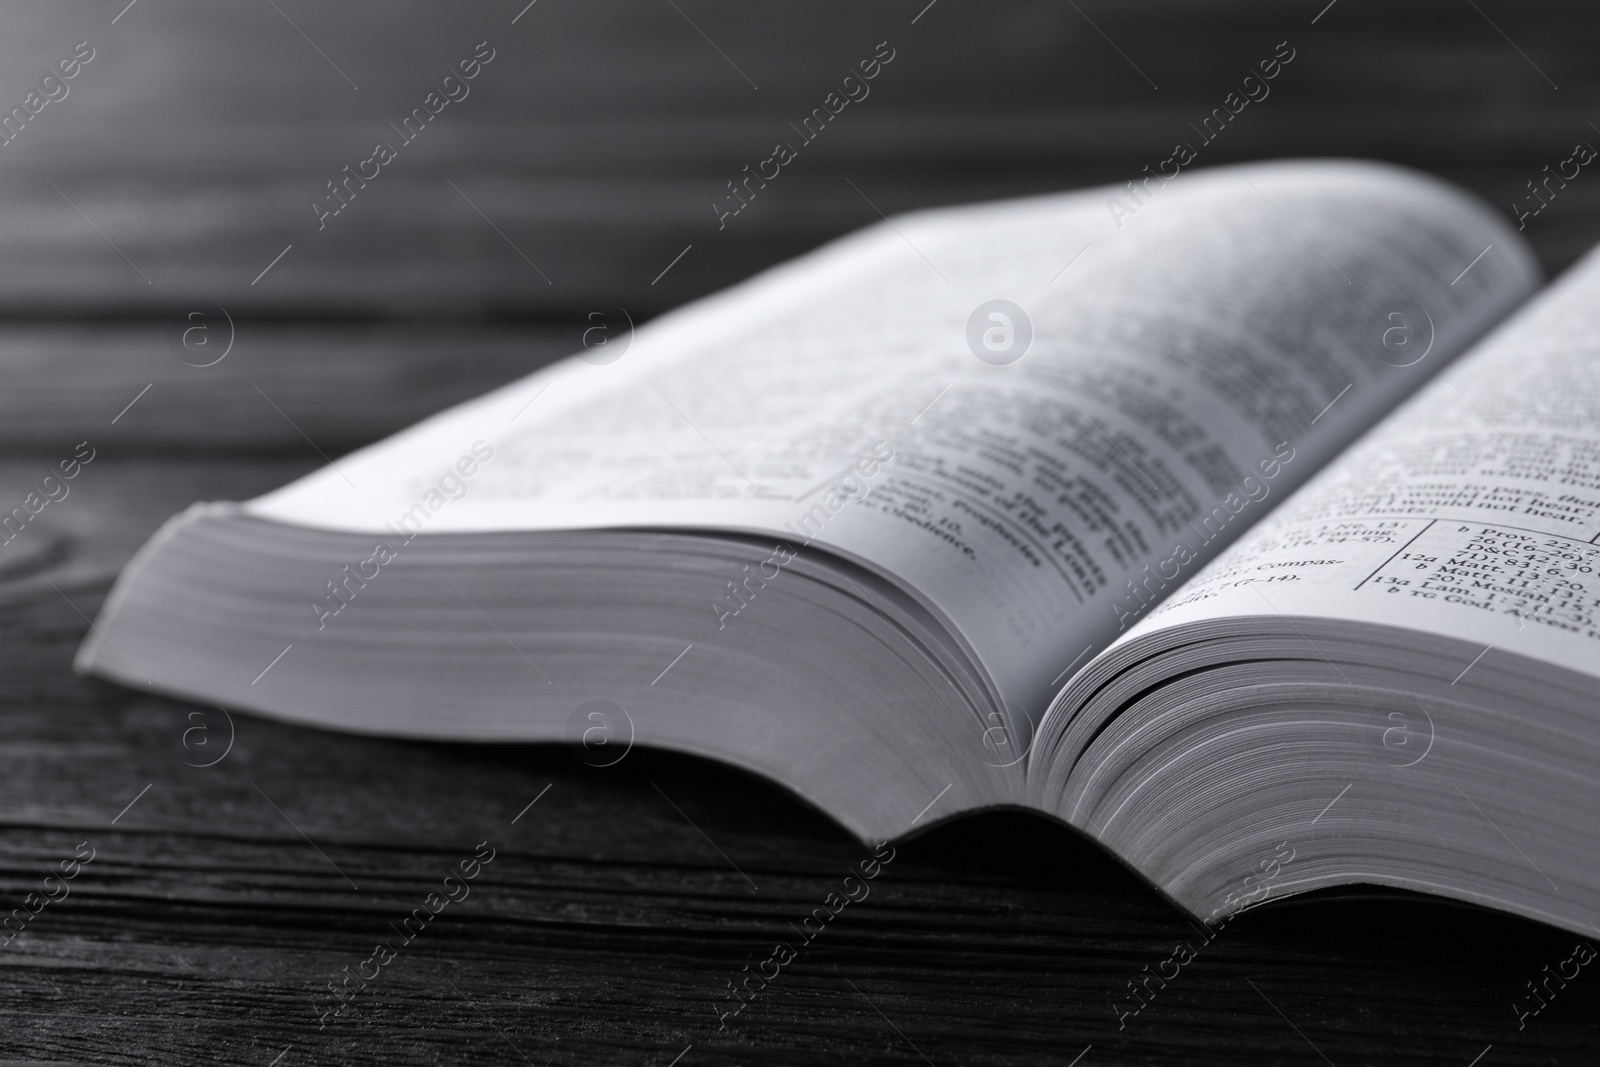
[3,2,1598,1063]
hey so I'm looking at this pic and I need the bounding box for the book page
[246,161,1537,726]
[1121,244,1600,677]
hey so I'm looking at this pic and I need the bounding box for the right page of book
[1120,244,1600,677]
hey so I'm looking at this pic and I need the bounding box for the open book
[78,160,1600,936]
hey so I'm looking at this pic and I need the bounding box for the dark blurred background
[7,0,1599,451]
[4,2,1600,1064]
[8,0,1597,315]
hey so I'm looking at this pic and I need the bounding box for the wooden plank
[0,1,1593,317]
[0,323,571,454]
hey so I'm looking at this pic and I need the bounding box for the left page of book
[245,161,1538,743]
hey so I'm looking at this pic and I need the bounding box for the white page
[1122,244,1600,676]
[247,161,1537,724]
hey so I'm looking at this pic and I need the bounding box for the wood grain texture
[2,0,1600,1063]
[0,323,574,454]
[1,0,1597,318]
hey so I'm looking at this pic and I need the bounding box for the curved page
[246,161,1539,746]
